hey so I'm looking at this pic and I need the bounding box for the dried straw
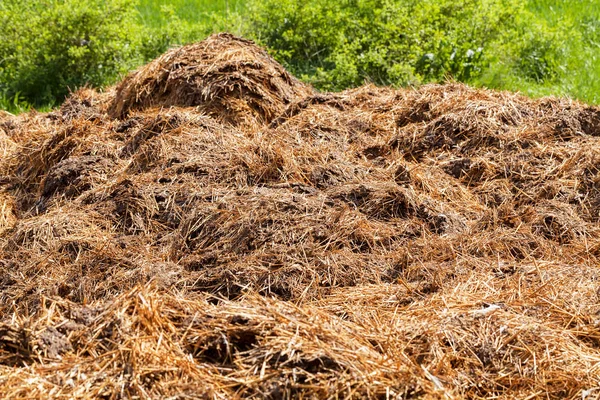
[1,33,600,399]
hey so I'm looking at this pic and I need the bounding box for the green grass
[136,0,245,28]
[533,0,600,104]
[477,0,600,104]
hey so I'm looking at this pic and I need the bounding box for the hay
[109,33,313,128]
[2,33,600,398]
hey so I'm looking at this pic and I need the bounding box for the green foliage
[244,0,542,91]
[516,37,563,83]
[0,91,33,115]
[137,3,245,62]
[0,0,245,109]
[0,0,140,107]
[137,5,191,61]
[137,0,245,29]
[0,0,598,111]
[476,0,600,105]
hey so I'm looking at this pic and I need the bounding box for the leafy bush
[0,0,140,107]
[244,0,546,91]
[516,37,563,83]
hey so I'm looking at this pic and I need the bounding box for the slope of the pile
[1,34,600,399]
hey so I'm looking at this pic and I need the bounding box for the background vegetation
[0,0,598,113]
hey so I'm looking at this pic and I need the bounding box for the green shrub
[244,0,545,91]
[516,37,563,83]
[0,0,140,107]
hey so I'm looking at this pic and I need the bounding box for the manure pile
[1,33,600,399]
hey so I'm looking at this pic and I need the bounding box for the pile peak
[109,33,313,128]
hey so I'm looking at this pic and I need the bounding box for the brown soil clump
[2,33,600,399]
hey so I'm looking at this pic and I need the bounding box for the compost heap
[1,33,600,399]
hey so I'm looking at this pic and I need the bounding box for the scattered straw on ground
[1,33,600,399]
